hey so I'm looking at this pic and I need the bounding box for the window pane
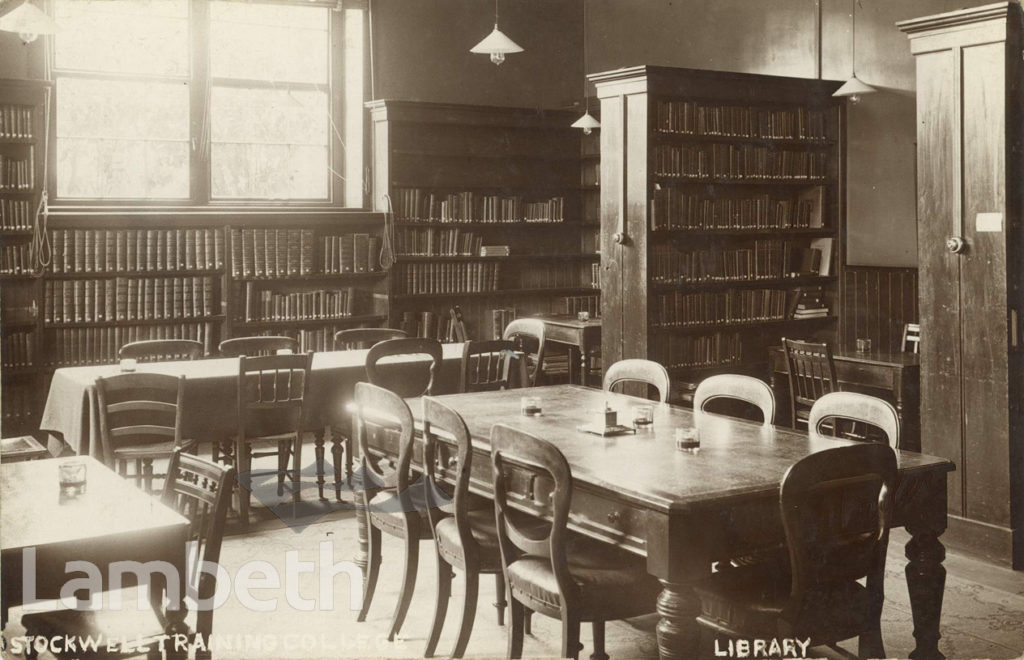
[344,8,365,207]
[210,3,328,84]
[56,78,190,199]
[54,0,189,77]
[210,87,329,200]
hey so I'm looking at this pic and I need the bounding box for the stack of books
[480,245,510,257]
[789,285,829,319]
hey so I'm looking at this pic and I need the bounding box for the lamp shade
[571,111,601,134]
[833,74,876,99]
[0,1,60,42]
[470,24,523,65]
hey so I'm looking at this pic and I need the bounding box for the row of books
[51,228,225,274]
[45,323,217,367]
[0,104,33,139]
[242,285,370,322]
[651,288,789,328]
[649,187,824,231]
[44,277,217,324]
[2,331,33,367]
[1,199,33,230]
[590,262,600,289]
[392,188,566,224]
[654,102,828,141]
[1,383,36,428]
[397,310,466,342]
[480,245,510,257]
[0,155,32,190]
[653,144,828,180]
[518,263,583,290]
[1,243,31,274]
[651,241,803,283]
[649,331,743,369]
[396,262,500,295]
[395,227,484,256]
[791,286,830,318]
[320,233,382,274]
[563,294,600,317]
[490,307,518,340]
[229,228,314,278]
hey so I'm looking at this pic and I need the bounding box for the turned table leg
[655,581,701,660]
[314,429,327,501]
[905,529,947,660]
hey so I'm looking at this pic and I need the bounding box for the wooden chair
[501,319,547,387]
[460,339,528,392]
[118,338,203,362]
[902,323,921,354]
[781,338,839,428]
[218,335,298,357]
[808,392,901,449]
[490,424,662,660]
[95,372,197,493]
[602,358,671,403]
[353,382,433,641]
[693,374,775,425]
[365,337,443,398]
[231,352,312,529]
[694,443,898,659]
[334,327,407,350]
[22,449,235,660]
[422,396,509,658]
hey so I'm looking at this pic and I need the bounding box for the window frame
[46,0,366,210]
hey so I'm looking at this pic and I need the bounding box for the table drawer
[569,488,647,555]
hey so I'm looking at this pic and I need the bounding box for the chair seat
[112,438,197,461]
[506,535,661,621]
[694,563,874,644]
[434,509,503,570]
[367,488,433,539]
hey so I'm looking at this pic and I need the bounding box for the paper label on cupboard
[976,213,1003,232]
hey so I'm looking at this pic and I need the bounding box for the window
[52,0,365,206]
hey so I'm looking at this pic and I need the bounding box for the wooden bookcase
[0,79,50,436]
[591,66,844,396]
[368,100,600,344]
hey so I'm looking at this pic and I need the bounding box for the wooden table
[531,314,601,386]
[363,385,953,660]
[1,457,190,656]
[768,346,921,451]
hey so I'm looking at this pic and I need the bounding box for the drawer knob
[607,510,621,525]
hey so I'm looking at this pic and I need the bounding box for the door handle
[946,236,967,254]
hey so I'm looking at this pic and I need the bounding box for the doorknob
[946,236,967,254]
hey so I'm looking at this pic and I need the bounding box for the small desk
[1,435,49,463]
[531,314,601,386]
[1,457,190,656]
[363,384,953,660]
[768,346,921,451]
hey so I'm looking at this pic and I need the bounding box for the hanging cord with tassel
[31,86,52,275]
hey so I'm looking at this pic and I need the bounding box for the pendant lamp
[470,0,522,65]
[833,0,875,103]
[0,0,60,44]
[571,0,600,134]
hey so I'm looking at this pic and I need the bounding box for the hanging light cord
[582,0,589,113]
[494,0,500,26]
[851,0,859,77]
[32,86,52,275]
[367,0,394,272]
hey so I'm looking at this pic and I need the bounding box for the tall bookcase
[368,100,600,343]
[592,66,844,396]
[0,79,49,436]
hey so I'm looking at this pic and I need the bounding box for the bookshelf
[591,66,844,398]
[0,79,49,436]
[368,100,600,344]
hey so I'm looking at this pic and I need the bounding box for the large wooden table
[364,385,953,660]
[1,457,190,657]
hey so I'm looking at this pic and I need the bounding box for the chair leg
[236,437,251,530]
[357,524,382,622]
[507,599,526,660]
[452,568,479,658]
[292,432,302,503]
[591,620,608,660]
[277,439,289,497]
[142,458,154,493]
[117,458,127,479]
[858,627,885,659]
[561,615,582,660]
[332,435,344,501]
[524,608,533,635]
[424,556,452,658]
[387,529,420,641]
[494,572,507,626]
[195,607,214,660]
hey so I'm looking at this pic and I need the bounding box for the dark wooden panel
[839,266,918,354]
[599,95,625,367]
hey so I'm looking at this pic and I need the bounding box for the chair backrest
[118,339,203,362]
[902,323,921,354]
[779,443,897,624]
[782,338,838,423]
[219,335,298,357]
[489,424,577,609]
[365,337,443,398]
[334,327,407,351]
[808,391,901,449]
[95,372,185,469]
[501,319,546,387]
[693,374,775,425]
[353,382,417,511]
[460,339,527,392]
[237,352,312,440]
[602,358,671,403]
[160,449,235,599]
[422,396,477,553]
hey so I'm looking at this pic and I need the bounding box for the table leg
[314,429,326,501]
[164,538,190,660]
[655,581,701,660]
[905,529,947,660]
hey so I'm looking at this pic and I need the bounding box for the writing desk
[530,314,601,386]
[1,457,190,657]
[768,346,921,451]
[362,384,953,660]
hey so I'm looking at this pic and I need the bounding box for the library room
[0,0,1022,659]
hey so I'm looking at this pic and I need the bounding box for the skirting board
[943,514,1021,570]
